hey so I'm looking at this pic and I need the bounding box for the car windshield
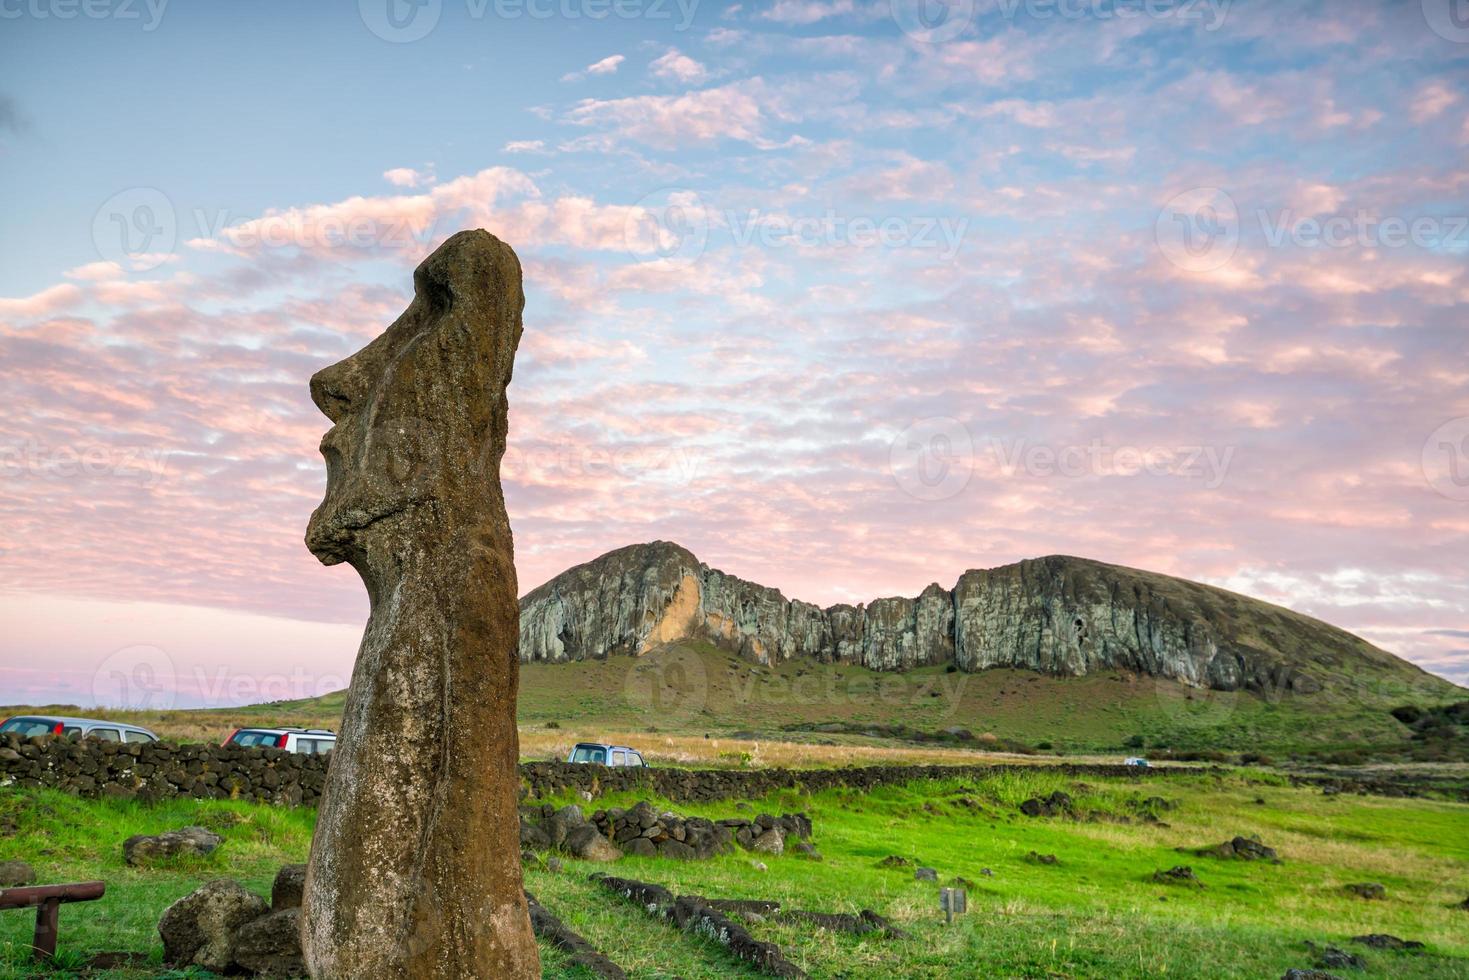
[570,745,606,764]
[1,718,57,737]
[231,730,280,747]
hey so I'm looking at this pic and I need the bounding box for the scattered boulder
[1019,791,1074,818]
[750,828,785,856]
[1193,836,1279,862]
[914,867,938,881]
[1344,882,1386,900]
[1282,971,1342,980]
[878,855,911,868]
[271,864,305,910]
[0,860,36,886]
[158,878,269,971]
[1351,934,1423,950]
[1026,851,1058,865]
[564,825,621,862]
[791,841,822,861]
[1151,866,1202,887]
[1305,942,1364,970]
[232,907,306,977]
[751,860,768,872]
[123,826,223,866]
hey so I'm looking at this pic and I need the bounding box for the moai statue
[301,230,539,979]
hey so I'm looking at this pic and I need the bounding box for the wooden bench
[0,881,105,961]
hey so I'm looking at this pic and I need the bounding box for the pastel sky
[2,0,1467,708]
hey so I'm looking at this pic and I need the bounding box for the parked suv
[566,742,646,767]
[0,715,158,743]
[224,727,336,755]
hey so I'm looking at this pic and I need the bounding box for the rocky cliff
[518,541,1441,695]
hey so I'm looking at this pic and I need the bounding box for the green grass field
[3,767,1467,978]
[9,642,1460,762]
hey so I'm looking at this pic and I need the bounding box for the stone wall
[0,734,328,806]
[1,733,1199,807]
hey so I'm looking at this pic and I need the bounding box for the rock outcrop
[302,231,538,978]
[519,541,1445,694]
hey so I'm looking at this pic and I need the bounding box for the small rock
[232,907,305,976]
[1344,882,1386,900]
[914,867,938,881]
[1195,836,1279,862]
[0,860,36,887]
[158,878,269,971]
[749,828,784,856]
[545,856,564,873]
[1306,942,1364,970]
[1026,851,1058,865]
[980,868,994,877]
[563,825,621,862]
[271,864,306,910]
[1282,971,1342,980]
[877,855,911,868]
[792,841,822,861]
[1351,934,1423,950]
[750,860,768,872]
[124,827,224,866]
[1151,866,1202,887]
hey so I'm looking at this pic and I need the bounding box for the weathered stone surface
[123,826,223,866]
[0,860,36,886]
[271,864,306,910]
[1192,836,1279,862]
[519,543,1429,694]
[159,878,269,971]
[233,907,306,977]
[564,825,621,862]
[301,230,538,979]
[1345,882,1386,900]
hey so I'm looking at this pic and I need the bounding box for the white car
[224,727,336,755]
[1124,756,1150,767]
[0,715,158,743]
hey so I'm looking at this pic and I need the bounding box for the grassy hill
[3,768,1468,977]
[9,641,1464,763]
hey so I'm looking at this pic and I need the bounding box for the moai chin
[301,230,540,979]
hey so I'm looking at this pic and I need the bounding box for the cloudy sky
[2,0,1467,707]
